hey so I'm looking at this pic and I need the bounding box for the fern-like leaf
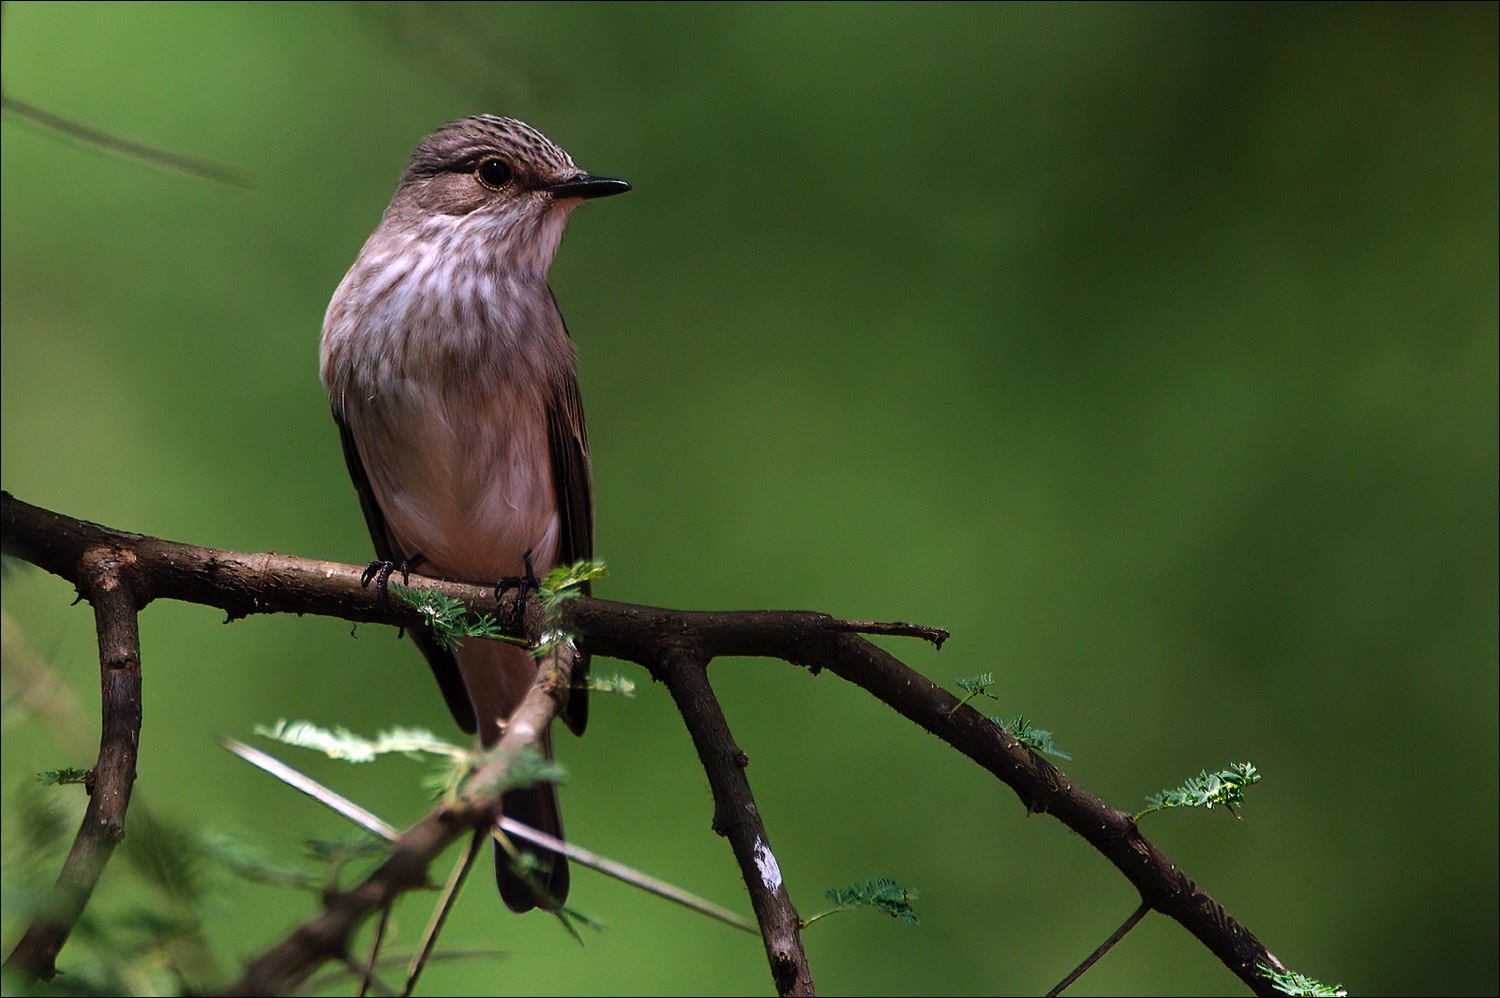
[821,878,920,925]
[36,766,90,786]
[255,719,465,763]
[993,715,1072,760]
[1138,762,1261,820]
[1259,963,1348,997]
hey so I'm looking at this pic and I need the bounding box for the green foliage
[992,715,1072,760]
[1138,763,1261,820]
[387,558,604,657]
[538,559,608,611]
[123,808,210,905]
[949,672,999,715]
[588,672,637,698]
[254,719,465,763]
[471,743,568,798]
[390,584,521,652]
[198,830,325,892]
[421,757,473,805]
[7,782,77,896]
[254,719,474,808]
[252,718,567,806]
[299,836,391,867]
[36,766,90,785]
[1260,963,1349,997]
[951,673,1072,759]
[808,878,920,926]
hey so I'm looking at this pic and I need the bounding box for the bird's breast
[354,373,562,584]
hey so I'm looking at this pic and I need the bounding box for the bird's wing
[335,411,477,734]
[547,297,595,736]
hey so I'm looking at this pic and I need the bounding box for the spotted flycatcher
[320,116,628,911]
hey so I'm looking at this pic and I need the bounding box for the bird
[320,115,629,911]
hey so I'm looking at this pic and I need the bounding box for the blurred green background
[2,3,1495,995]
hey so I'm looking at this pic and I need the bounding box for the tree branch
[657,644,814,996]
[222,641,577,996]
[3,546,145,980]
[1,491,1291,995]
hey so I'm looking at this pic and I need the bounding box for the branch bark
[3,546,145,981]
[1,491,1292,996]
[658,644,814,996]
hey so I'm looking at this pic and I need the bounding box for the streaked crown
[383,115,629,223]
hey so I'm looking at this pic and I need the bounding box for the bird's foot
[360,554,426,602]
[494,551,542,628]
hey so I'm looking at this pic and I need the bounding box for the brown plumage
[321,116,628,911]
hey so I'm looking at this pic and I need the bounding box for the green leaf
[588,673,637,698]
[992,715,1072,760]
[1138,762,1261,820]
[822,878,920,925]
[389,583,523,651]
[37,766,91,785]
[200,830,324,892]
[471,744,568,796]
[255,719,465,763]
[954,672,996,695]
[538,559,608,610]
[1258,963,1349,997]
[948,672,1000,716]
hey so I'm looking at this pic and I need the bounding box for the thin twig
[2,94,250,186]
[498,817,755,933]
[1046,900,1152,996]
[226,733,753,938]
[358,906,394,998]
[405,830,484,997]
[221,739,398,841]
[827,618,949,647]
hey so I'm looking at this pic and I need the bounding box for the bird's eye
[475,157,512,189]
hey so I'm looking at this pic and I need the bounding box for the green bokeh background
[2,3,1495,995]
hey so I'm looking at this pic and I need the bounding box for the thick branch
[0,492,945,651]
[806,634,1288,995]
[657,645,814,997]
[2,491,1290,995]
[4,548,145,980]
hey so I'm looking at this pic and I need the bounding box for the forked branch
[0,491,1291,996]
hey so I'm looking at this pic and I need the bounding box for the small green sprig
[589,673,637,697]
[992,715,1072,760]
[1136,762,1261,820]
[390,584,520,651]
[203,831,325,892]
[1258,963,1348,997]
[389,559,606,654]
[803,878,920,927]
[203,830,390,893]
[538,559,607,611]
[255,719,466,764]
[949,672,1000,715]
[256,719,475,805]
[470,743,568,798]
[36,767,90,786]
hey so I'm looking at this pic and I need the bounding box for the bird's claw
[361,555,424,602]
[494,551,542,627]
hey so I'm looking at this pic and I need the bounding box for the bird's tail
[497,775,569,913]
[456,637,571,912]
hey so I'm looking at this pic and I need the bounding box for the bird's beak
[546,173,632,200]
